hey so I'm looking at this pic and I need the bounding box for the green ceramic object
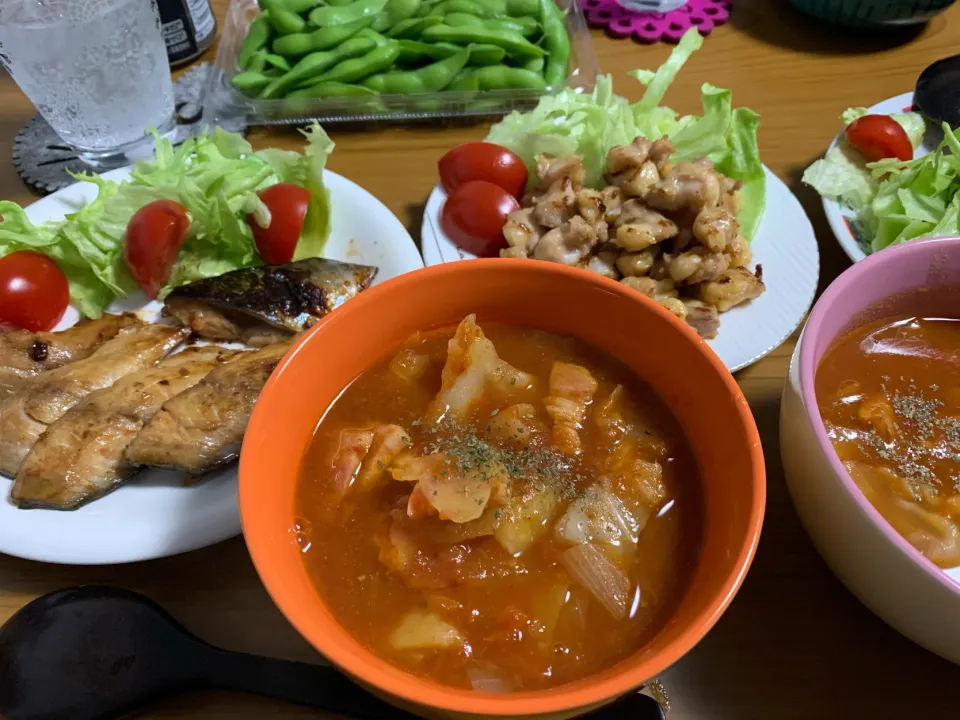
[790,0,955,27]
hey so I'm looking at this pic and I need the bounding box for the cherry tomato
[124,200,190,299]
[441,180,519,257]
[246,183,311,265]
[0,250,69,331]
[845,115,913,162]
[438,142,528,199]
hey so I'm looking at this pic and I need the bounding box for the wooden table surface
[2,0,959,717]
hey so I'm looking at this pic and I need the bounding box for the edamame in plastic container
[203,0,599,124]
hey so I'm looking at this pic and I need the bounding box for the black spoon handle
[201,648,423,720]
[201,647,666,720]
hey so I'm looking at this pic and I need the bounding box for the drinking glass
[0,0,176,169]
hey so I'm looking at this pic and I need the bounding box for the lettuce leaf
[0,123,334,318]
[486,28,765,239]
[865,123,960,252]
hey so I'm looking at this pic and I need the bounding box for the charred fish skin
[125,342,290,475]
[164,258,378,333]
[0,323,188,478]
[10,346,238,511]
[0,314,138,399]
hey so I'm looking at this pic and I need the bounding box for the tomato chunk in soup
[297,315,702,691]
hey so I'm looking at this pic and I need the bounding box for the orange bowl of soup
[240,259,765,718]
[781,236,960,666]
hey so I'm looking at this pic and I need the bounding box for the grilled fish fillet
[126,342,289,474]
[11,346,238,510]
[0,322,187,477]
[164,258,377,346]
[0,314,137,399]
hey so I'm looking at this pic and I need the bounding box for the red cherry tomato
[124,200,190,299]
[441,180,519,257]
[438,142,528,198]
[0,250,70,331]
[246,183,311,265]
[845,115,913,162]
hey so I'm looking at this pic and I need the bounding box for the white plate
[822,91,943,264]
[0,167,423,565]
[422,166,820,373]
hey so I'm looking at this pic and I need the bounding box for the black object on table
[915,54,960,127]
[0,586,667,720]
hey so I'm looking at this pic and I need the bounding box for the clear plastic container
[202,0,600,125]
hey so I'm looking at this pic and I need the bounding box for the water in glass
[0,0,175,166]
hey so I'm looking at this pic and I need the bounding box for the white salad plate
[0,167,423,566]
[422,166,820,373]
[822,91,942,264]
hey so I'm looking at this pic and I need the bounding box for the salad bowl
[809,92,948,264]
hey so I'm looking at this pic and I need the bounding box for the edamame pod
[313,41,401,84]
[522,55,544,72]
[538,0,568,89]
[261,0,307,34]
[287,81,379,98]
[426,0,497,17]
[371,0,421,32]
[479,0,539,15]
[272,15,374,56]
[384,15,441,37]
[447,67,480,90]
[308,0,389,27]
[506,0,539,15]
[247,49,269,72]
[238,15,273,69]
[263,53,293,70]
[260,32,381,97]
[472,64,545,89]
[362,45,469,93]
[231,71,273,94]
[276,0,322,12]
[443,12,538,37]
[421,23,545,58]
[396,40,503,65]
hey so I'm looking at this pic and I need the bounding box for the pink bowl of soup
[780,236,960,665]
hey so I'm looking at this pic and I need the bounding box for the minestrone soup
[816,315,960,569]
[296,315,702,691]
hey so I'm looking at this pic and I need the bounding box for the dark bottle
[156,0,217,67]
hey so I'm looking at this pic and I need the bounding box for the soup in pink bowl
[780,236,960,665]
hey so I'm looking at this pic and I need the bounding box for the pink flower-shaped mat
[580,0,732,43]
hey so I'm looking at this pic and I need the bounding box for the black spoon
[0,586,667,720]
[914,54,960,127]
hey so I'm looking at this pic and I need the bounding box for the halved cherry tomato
[0,250,69,331]
[124,200,190,299]
[439,142,528,199]
[845,115,913,162]
[441,180,519,257]
[246,183,311,264]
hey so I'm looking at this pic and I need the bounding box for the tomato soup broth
[297,316,702,691]
[816,315,960,568]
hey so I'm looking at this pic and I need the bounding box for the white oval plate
[0,167,423,565]
[422,166,820,373]
[822,91,943,264]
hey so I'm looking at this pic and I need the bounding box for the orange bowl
[240,259,765,718]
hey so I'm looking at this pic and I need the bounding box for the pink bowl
[781,236,960,664]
